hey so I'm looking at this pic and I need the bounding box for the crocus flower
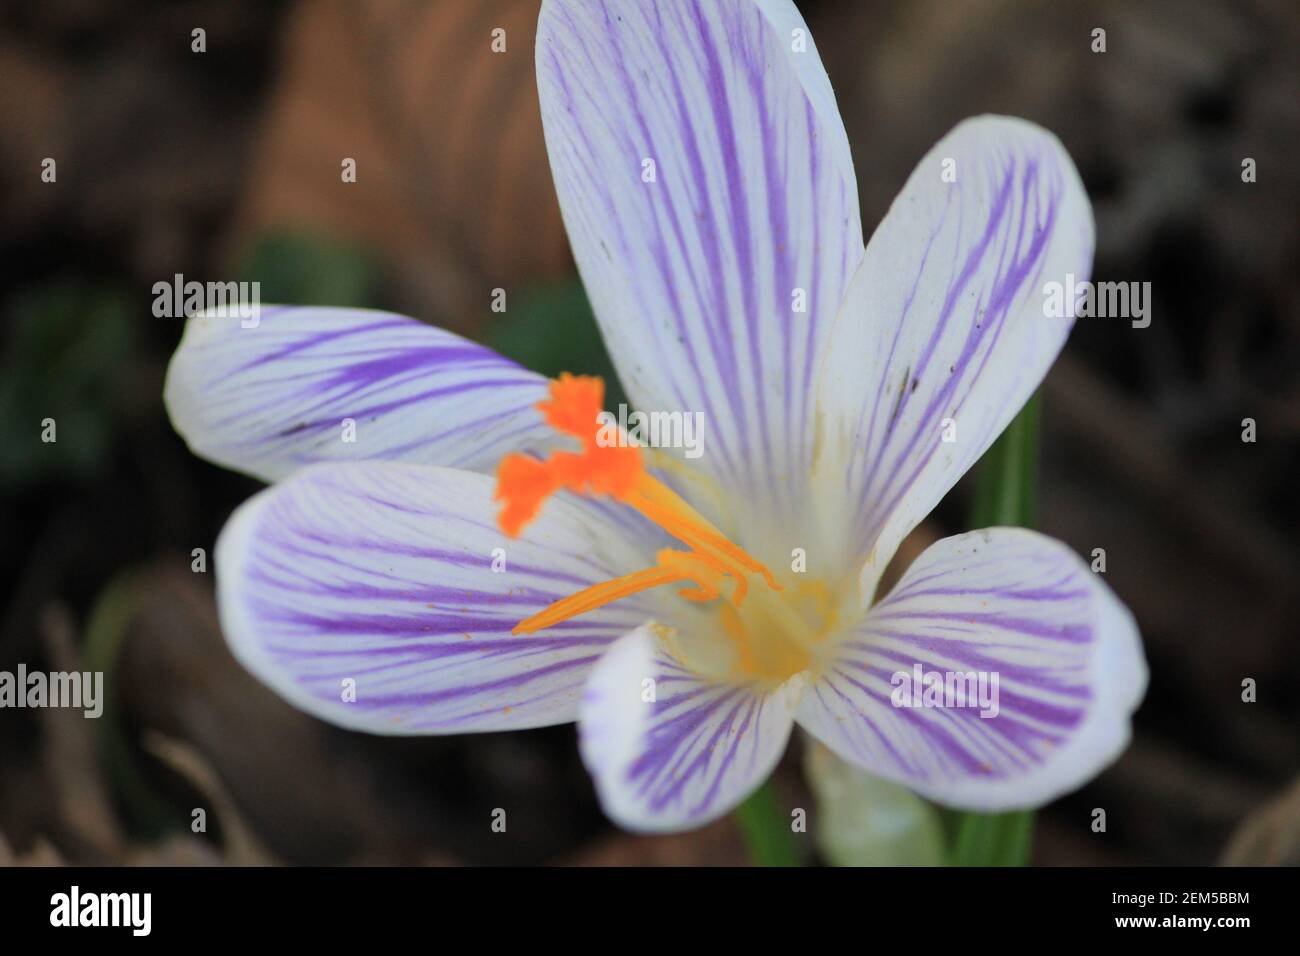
[165,0,1147,832]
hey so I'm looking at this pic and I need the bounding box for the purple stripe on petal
[215,460,667,734]
[813,117,1095,585]
[165,306,555,483]
[797,528,1147,811]
[578,625,799,832]
[537,0,864,549]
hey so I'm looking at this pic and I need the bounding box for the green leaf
[237,232,380,308]
[948,393,1042,866]
[0,284,135,486]
[733,781,800,867]
[484,281,626,408]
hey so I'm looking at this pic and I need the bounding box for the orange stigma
[494,374,781,635]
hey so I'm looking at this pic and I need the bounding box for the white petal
[215,460,659,733]
[579,624,800,832]
[797,528,1146,809]
[813,116,1094,588]
[536,0,863,537]
[165,306,551,482]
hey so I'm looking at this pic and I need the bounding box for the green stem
[950,809,1036,867]
[967,393,1040,529]
[734,781,799,866]
[949,393,1041,867]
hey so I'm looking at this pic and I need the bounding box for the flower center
[494,374,833,682]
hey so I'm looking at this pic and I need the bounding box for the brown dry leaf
[558,817,750,867]
[33,600,253,865]
[39,603,126,860]
[114,562,453,863]
[1221,778,1300,866]
[228,0,572,325]
[0,831,65,867]
[140,731,277,866]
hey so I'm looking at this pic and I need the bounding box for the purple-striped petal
[215,460,663,733]
[165,307,551,482]
[537,0,863,535]
[797,529,1146,809]
[812,117,1094,588]
[579,624,800,832]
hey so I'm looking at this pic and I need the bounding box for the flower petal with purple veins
[812,116,1095,589]
[579,624,801,832]
[215,460,664,733]
[797,528,1146,810]
[165,306,553,482]
[536,0,864,536]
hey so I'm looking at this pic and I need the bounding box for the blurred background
[0,0,1296,865]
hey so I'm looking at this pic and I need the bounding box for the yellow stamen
[495,375,780,637]
[513,564,682,635]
